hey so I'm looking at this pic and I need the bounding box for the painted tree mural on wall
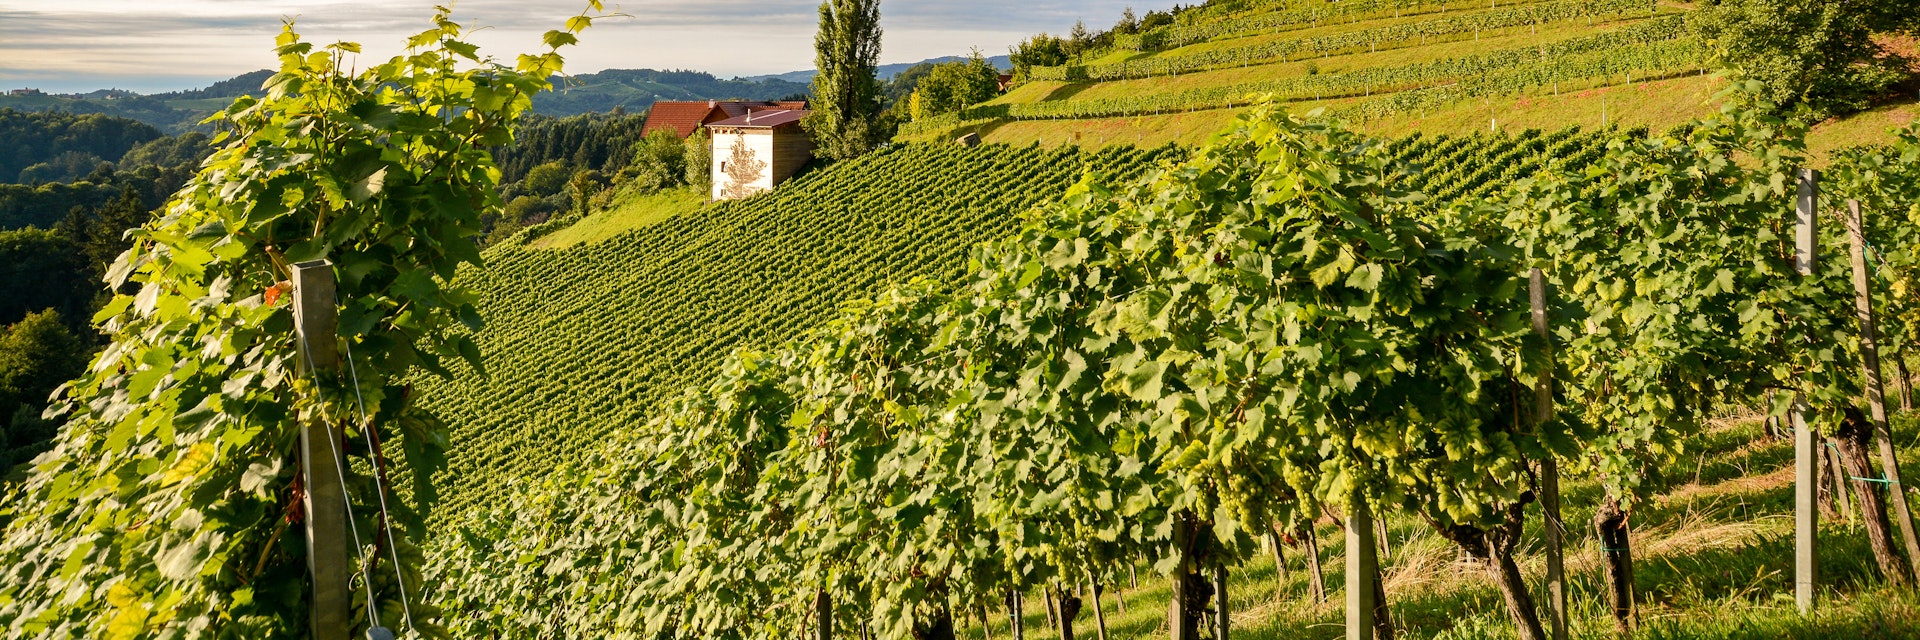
[721,135,768,200]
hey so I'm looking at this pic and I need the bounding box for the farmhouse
[709,108,813,201]
[641,99,809,138]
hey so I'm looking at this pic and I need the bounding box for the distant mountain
[743,55,1013,84]
[0,68,812,132]
[532,69,810,117]
[153,70,276,101]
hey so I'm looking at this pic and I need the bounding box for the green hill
[893,0,1809,149]
[417,125,1617,516]
[0,68,810,133]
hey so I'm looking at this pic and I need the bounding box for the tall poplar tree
[805,0,884,161]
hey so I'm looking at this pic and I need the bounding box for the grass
[1044,15,1658,107]
[530,185,705,249]
[946,0,1785,150]
[950,413,1920,640]
[974,71,1911,157]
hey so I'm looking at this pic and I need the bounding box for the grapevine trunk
[1594,495,1635,635]
[1835,407,1915,586]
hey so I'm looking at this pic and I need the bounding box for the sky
[0,0,1143,94]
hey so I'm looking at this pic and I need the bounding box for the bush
[1695,0,1920,120]
[0,310,87,466]
[910,54,1001,121]
[627,129,688,193]
[684,127,712,189]
[523,159,573,197]
[1010,33,1070,76]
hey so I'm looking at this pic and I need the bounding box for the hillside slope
[900,0,1713,147]
[417,125,1621,515]
[417,143,1183,514]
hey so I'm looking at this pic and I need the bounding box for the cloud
[0,0,1140,93]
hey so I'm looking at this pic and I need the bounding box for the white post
[292,260,350,640]
[1793,169,1818,615]
[1530,269,1568,640]
[1346,499,1376,640]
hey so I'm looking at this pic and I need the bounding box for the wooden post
[1090,581,1109,640]
[1347,499,1377,640]
[816,590,833,640]
[1009,590,1024,640]
[1846,200,1920,578]
[292,260,350,640]
[1267,528,1288,586]
[1212,564,1229,640]
[1826,440,1855,524]
[1530,269,1568,640]
[1793,169,1818,615]
[1794,401,1818,614]
[1796,169,1819,276]
[1304,524,1327,604]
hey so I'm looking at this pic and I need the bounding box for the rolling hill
[0,68,810,132]
[895,0,1917,150]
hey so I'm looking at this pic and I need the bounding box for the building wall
[768,126,816,186]
[711,129,777,201]
[710,125,815,201]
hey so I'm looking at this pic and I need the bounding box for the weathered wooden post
[1793,169,1818,615]
[1212,564,1229,640]
[1347,499,1377,640]
[1090,581,1109,640]
[1530,269,1568,640]
[816,590,833,640]
[1846,200,1920,578]
[292,260,349,640]
[1008,590,1024,640]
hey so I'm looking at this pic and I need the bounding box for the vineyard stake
[1794,399,1818,613]
[1826,440,1856,524]
[816,590,833,640]
[1090,581,1109,640]
[1009,590,1025,640]
[1846,199,1920,578]
[292,260,350,640]
[1793,168,1818,615]
[1212,564,1230,640]
[1346,498,1377,640]
[1531,268,1569,640]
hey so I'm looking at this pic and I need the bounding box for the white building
[709,109,814,201]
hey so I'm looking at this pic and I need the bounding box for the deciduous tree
[804,0,884,160]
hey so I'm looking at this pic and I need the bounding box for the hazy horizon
[0,0,1139,94]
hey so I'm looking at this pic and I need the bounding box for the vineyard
[1032,0,1660,83]
[7,1,1920,639]
[415,127,1626,518]
[899,16,1692,138]
[415,95,1920,640]
[908,0,1726,148]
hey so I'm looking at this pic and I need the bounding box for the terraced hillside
[899,0,1713,147]
[419,126,1622,515]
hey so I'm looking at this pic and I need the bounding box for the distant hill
[744,55,1013,84]
[899,0,1717,148]
[531,69,809,117]
[0,68,812,132]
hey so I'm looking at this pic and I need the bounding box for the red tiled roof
[641,101,724,137]
[645,100,813,137]
[709,109,810,129]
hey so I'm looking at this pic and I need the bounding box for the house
[641,100,810,138]
[996,74,1016,92]
[7,88,44,96]
[709,108,813,201]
